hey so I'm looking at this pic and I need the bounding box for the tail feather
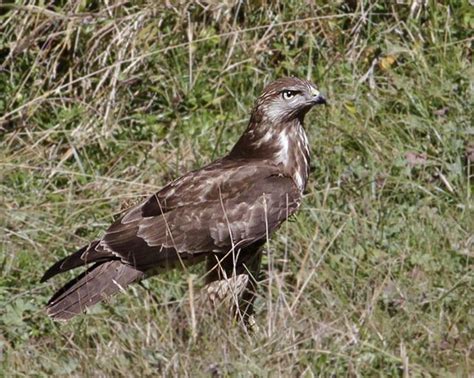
[46,260,143,321]
[41,241,113,283]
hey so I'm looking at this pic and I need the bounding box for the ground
[0,1,472,376]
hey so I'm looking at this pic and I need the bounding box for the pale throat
[229,114,311,192]
[260,118,311,192]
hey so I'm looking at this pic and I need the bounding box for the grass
[0,1,472,375]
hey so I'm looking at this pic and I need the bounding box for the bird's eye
[282,90,298,100]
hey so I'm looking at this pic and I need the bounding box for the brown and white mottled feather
[41,77,326,320]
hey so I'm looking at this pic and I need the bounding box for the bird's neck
[228,114,311,192]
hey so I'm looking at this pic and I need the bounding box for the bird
[41,77,326,321]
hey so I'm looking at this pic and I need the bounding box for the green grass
[1,1,472,375]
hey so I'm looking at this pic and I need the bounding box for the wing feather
[98,162,300,271]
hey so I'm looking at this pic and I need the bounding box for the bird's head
[228,77,326,162]
[255,77,326,123]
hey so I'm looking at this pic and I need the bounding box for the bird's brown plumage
[42,77,326,321]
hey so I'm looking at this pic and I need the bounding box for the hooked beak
[311,93,327,105]
[308,87,327,106]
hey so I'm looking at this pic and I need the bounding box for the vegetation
[0,1,472,375]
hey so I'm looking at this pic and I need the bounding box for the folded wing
[42,160,301,280]
[99,166,301,271]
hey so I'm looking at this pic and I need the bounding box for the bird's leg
[202,241,264,324]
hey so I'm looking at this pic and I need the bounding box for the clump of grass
[0,1,472,375]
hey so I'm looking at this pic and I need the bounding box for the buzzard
[41,77,326,321]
